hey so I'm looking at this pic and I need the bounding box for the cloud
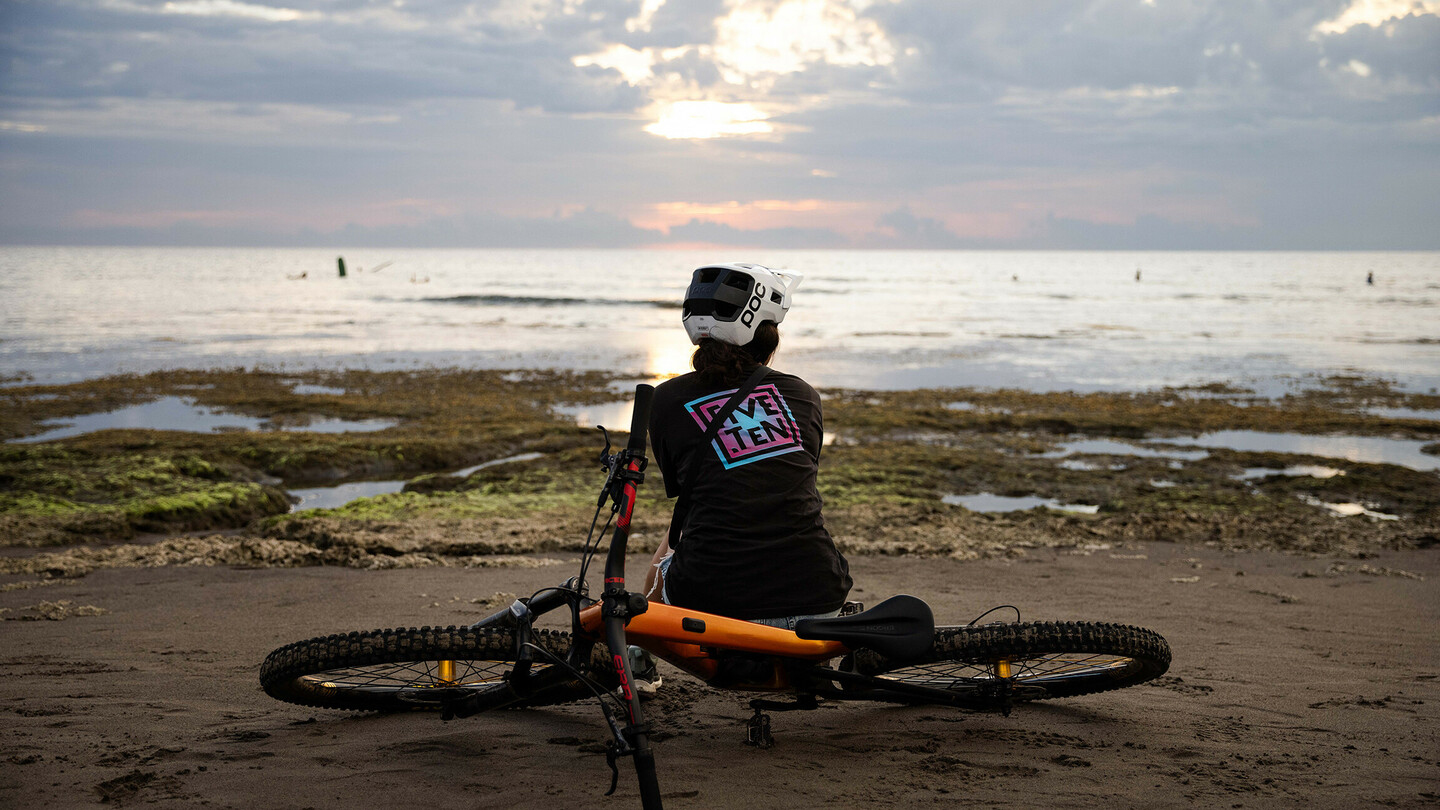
[2,0,647,112]
[663,218,849,248]
[156,0,320,22]
[1313,0,1440,35]
[864,206,970,248]
[1,0,1437,249]
[623,0,729,49]
[1317,11,1440,87]
[0,207,666,248]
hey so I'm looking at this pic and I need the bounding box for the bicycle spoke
[878,652,1137,689]
[298,658,534,692]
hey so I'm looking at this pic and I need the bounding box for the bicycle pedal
[744,712,773,749]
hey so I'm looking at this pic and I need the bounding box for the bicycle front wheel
[857,621,1170,705]
[260,625,616,712]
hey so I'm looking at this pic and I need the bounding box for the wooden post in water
[337,256,347,278]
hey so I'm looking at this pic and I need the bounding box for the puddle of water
[291,383,347,396]
[15,397,269,443]
[1297,494,1399,520]
[11,396,397,443]
[282,416,396,433]
[290,452,546,512]
[942,492,1099,514]
[945,401,1012,414]
[289,480,408,512]
[555,400,635,430]
[1042,438,1209,462]
[1149,430,1439,472]
[1058,459,1128,472]
[1365,406,1440,421]
[452,452,545,478]
[1235,464,1345,481]
[11,392,397,438]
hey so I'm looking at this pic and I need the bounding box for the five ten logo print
[684,384,805,469]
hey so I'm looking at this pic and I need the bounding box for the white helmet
[682,263,802,346]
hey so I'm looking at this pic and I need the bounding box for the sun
[643,101,772,140]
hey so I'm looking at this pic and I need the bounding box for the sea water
[1,247,1436,393]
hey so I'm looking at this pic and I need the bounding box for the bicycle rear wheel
[260,625,616,712]
[856,621,1170,706]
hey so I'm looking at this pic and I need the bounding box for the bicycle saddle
[794,595,935,660]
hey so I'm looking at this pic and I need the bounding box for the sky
[1,0,1438,249]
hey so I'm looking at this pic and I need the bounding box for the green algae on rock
[1,368,622,546]
[2,368,1437,570]
[0,444,292,546]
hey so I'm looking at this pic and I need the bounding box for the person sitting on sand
[633,263,853,692]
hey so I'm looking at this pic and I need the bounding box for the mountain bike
[260,384,1171,809]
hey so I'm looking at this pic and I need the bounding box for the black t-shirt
[648,366,852,619]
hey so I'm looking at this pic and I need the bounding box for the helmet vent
[697,268,721,283]
[770,290,783,304]
[683,299,738,319]
[722,274,750,291]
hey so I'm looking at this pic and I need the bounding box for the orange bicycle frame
[578,601,848,690]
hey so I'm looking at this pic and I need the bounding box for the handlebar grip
[626,384,654,454]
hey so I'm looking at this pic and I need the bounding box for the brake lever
[604,741,622,796]
[594,425,618,507]
[596,425,613,468]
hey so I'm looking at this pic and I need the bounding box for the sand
[2,545,1436,809]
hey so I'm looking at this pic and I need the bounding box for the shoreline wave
[414,294,678,308]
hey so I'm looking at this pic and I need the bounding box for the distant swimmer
[1367,271,1374,285]
[1012,274,1019,282]
[1135,268,1142,281]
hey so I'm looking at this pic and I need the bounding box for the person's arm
[642,535,672,601]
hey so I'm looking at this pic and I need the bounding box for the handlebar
[627,384,654,454]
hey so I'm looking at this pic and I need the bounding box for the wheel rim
[878,652,1141,690]
[299,658,534,700]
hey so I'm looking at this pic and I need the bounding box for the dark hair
[692,321,779,385]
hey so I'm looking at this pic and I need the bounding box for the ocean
[1,247,1436,393]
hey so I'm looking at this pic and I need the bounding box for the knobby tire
[259,625,616,712]
[855,621,1170,704]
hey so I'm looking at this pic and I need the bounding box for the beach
[2,545,1436,808]
[1,362,1437,807]
[6,0,1440,799]
[2,249,1438,807]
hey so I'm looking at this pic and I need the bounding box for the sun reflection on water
[645,333,694,380]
